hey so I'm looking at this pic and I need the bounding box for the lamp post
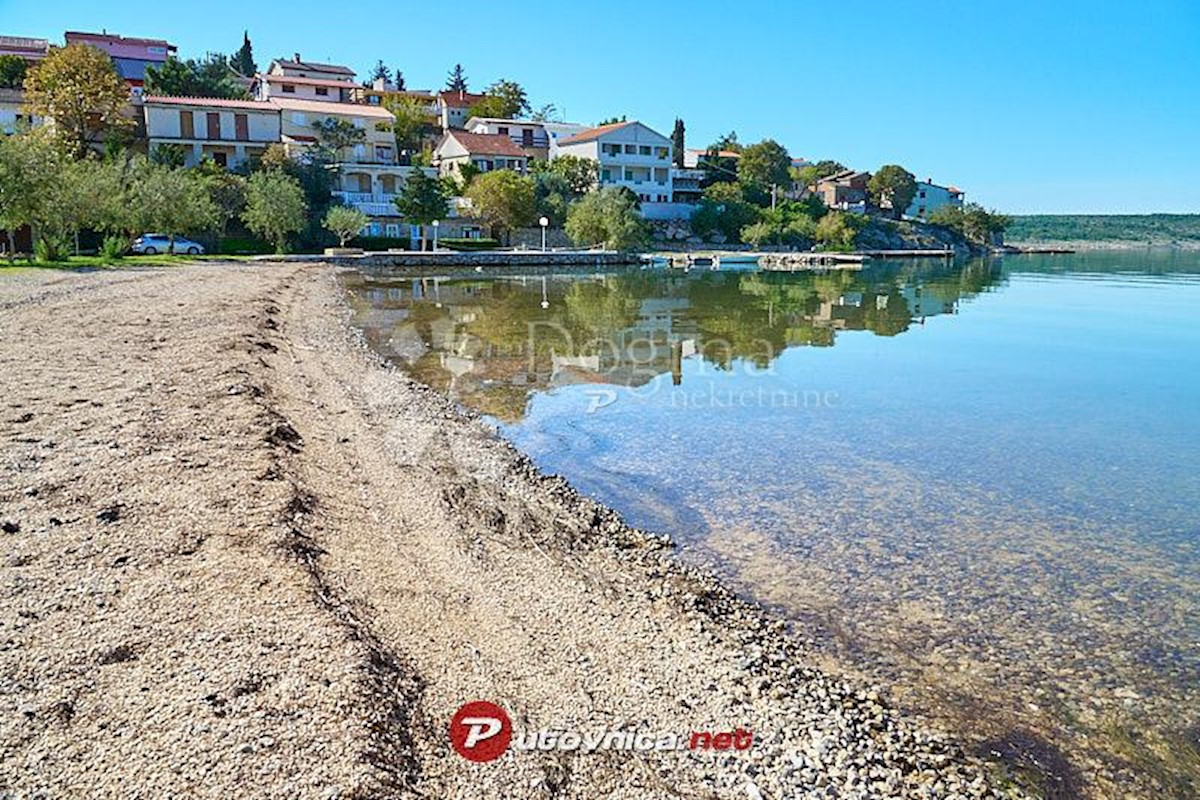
[432,219,440,252]
[539,216,549,252]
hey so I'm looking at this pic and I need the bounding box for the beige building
[433,130,529,178]
[0,88,41,134]
[143,95,280,168]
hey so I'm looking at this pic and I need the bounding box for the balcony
[332,191,399,216]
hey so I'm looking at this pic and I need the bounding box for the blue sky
[3,0,1198,213]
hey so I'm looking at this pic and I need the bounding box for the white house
[906,179,964,220]
[0,88,41,134]
[553,121,672,202]
[254,55,357,103]
[553,121,695,218]
[143,95,280,169]
[434,130,529,177]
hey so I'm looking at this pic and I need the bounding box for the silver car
[130,234,206,255]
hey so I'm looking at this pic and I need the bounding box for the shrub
[217,236,273,255]
[100,234,128,261]
[33,235,70,262]
[354,236,411,251]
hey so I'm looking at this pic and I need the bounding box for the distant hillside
[1007,214,1200,245]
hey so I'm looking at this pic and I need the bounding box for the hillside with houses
[0,29,1007,258]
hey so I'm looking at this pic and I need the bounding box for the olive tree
[323,205,369,246]
[243,170,308,253]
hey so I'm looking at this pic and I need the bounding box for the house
[64,31,176,90]
[435,90,486,130]
[434,130,529,177]
[906,179,964,220]
[0,35,49,62]
[814,169,870,210]
[553,121,673,204]
[264,54,355,82]
[253,56,358,103]
[350,80,437,113]
[143,95,280,169]
[0,84,42,134]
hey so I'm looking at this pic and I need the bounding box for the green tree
[530,103,560,122]
[394,168,449,250]
[794,159,845,189]
[671,118,685,167]
[126,162,219,253]
[533,171,572,227]
[544,154,598,195]
[324,205,369,246]
[194,158,248,246]
[312,117,366,161]
[713,131,742,152]
[230,31,257,76]
[0,131,65,259]
[368,60,391,86]
[465,169,536,243]
[468,79,529,120]
[815,211,866,251]
[930,203,1009,244]
[737,139,792,196]
[24,43,132,158]
[446,63,468,92]
[690,182,760,243]
[596,115,627,126]
[145,54,248,100]
[0,55,26,89]
[565,187,650,251]
[243,170,307,253]
[867,165,918,219]
[383,95,435,155]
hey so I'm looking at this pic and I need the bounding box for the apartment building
[814,169,871,210]
[143,95,280,169]
[0,35,49,62]
[64,31,175,89]
[553,121,674,203]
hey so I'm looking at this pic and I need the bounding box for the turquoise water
[345,252,1200,796]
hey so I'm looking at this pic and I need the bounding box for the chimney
[294,52,301,63]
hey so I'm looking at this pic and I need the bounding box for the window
[376,145,393,162]
[498,126,509,135]
[919,190,926,198]
[316,86,328,96]
[282,84,296,93]
[624,144,636,154]
[600,168,611,181]
[656,147,668,159]
[639,145,651,156]
[213,152,228,167]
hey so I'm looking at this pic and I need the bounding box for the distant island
[1007,214,1200,249]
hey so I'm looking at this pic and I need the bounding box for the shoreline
[0,263,1027,798]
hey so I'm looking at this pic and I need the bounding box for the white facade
[552,121,674,204]
[906,180,964,220]
[143,96,280,169]
[0,89,41,134]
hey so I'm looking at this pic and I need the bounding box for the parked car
[131,234,205,255]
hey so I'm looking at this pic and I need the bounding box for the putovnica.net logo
[449,701,754,763]
[583,384,840,414]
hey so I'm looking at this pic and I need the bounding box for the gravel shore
[0,263,1027,798]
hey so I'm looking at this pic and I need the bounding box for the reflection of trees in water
[347,259,1005,420]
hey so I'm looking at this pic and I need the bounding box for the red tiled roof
[437,90,487,108]
[144,95,276,111]
[556,120,635,146]
[445,131,527,158]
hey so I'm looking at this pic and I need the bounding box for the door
[234,114,248,141]
[206,112,220,140]
[180,110,194,138]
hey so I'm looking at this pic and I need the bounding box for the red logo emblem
[449,701,512,762]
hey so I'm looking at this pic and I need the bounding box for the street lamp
[539,216,549,252]
[432,219,440,252]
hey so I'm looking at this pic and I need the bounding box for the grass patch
[0,253,268,270]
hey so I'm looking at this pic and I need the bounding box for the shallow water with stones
[344,252,1200,798]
